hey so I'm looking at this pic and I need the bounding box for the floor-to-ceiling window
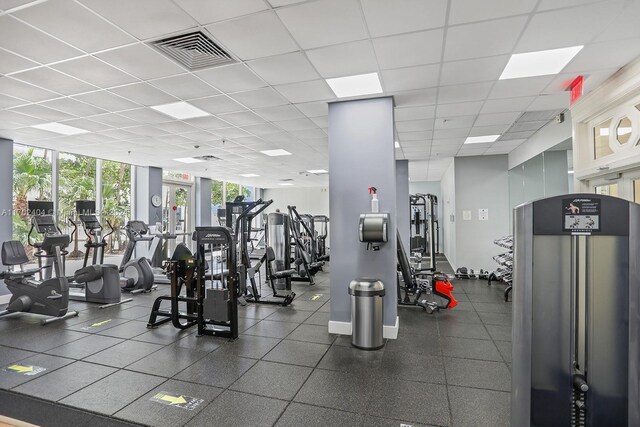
[59,152,96,259]
[12,144,52,257]
[101,160,131,260]
[211,179,224,224]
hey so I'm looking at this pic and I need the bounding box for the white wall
[508,114,572,169]
[440,160,456,268]
[454,155,510,271]
[262,187,329,216]
[409,180,444,254]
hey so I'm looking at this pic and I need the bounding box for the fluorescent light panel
[32,122,89,135]
[394,141,400,148]
[464,135,501,144]
[500,46,583,80]
[174,157,204,163]
[261,149,292,157]
[240,173,260,177]
[151,101,209,120]
[307,169,328,174]
[279,182,294,186]
[326,72,383,98]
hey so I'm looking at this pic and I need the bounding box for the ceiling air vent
[150,31,235,71]
[194,155,221,161]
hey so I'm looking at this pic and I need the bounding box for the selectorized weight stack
[512,194,640,427]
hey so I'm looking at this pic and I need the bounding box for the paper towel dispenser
[359,213,389,243]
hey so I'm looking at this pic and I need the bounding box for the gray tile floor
[0,256,511,427]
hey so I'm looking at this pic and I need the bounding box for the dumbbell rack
[489,235,513,302]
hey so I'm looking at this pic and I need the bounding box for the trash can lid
[349,278,385,296]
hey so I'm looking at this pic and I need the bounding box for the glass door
[161,182,194,256]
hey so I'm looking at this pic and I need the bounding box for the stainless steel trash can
[348,278,385,350]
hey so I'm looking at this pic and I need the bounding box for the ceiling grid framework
[0,0,638,185]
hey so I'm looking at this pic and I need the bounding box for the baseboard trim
[0,294,11,304]
[328,316,399,340]
[327,320,351,335]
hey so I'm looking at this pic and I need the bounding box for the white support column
[0,138,13,299]
[95,158,102,217]
[51,150,59,219]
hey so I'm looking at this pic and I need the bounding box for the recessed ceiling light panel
[151,101,210,120]
[261,149,292,157]
[326,72,383,98]
[394,141,400,148]
[499,46,583,80]
[174,157,204,163]
[240,173,260,177]
[32,122,89,136]
[464,135,501,144]
[279,182,294,186]
[307,169,328,174]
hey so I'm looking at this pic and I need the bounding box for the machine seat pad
[272,269,296,279]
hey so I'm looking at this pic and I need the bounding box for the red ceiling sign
[569,76,584,105]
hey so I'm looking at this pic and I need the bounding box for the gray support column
[0,139,13,297]
[328,97,398,338]
[396,160,410,256]
[134,166,163,226]
[195,177,212,226]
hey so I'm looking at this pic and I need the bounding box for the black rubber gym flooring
[0,256,511,427]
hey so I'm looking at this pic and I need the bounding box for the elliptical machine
[0,235,78,325]
[119,220,164,286]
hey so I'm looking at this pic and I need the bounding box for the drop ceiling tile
[398,130,433,141]
[469,124,511,136]
[0,16,83,63]
[96,44,185,80]
[12,67,96,95]
[51,57,138,89]
[274,80,335,104]
[444,16,527,61]
[73,90,140,111]
[196,63,267,93]
[382,64,440,92]
[526,94,569,111]
[433,128,470,139]
[276,0,368,49]
[0,93,26,109]
[440,55,509,86]
[175,0,269,25]
[501,130,536,140]
[90,113,140,128]
[433,115,476,129]
[449,0,537,25]
[0,110,47,127]
[241,123,282,136]
[474,112,521,127]
[156,134,198,145]
[396,119,433,132]
[15,0,135,53]
[508,121,548,132]
[516,2,621,52]
[361,0,447,37]
[431,138,465,146]
[230,87,288,109]
[149,74,219,100]
[563,38,640,73]
[306,40,378,78]
[0,77,59,102]
[0,48,38,74]
[177,131,218,142]
[213,127,251,139]
[262,132,299,143]
[310,116,328,128]
[254,104,304,121]
[183,115,233,130]
[595,0,640,42]
[439,82,493,104]
[79,0,197,40]
[109,83,178,106]
[435,101,484,118]
[274,117,317,131]
[395,105,436,121]
[60,118,113,132]
[489,76,555,99]
[39,98,107,116]
[291,128,326,139]
[126,125,169,137]
[218,111,264,126]
[118,108,174,124]
[294,101,328,118]
[480,97,535,114]
[10,104,76,122]
[373,29,444,70]
[97,128,139,140]
[189,95,245,115]
[393,88,438,107]
[153,121,199,134]
[247,52,320,86]
[206,11,298,61]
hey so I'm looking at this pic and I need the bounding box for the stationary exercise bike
[0,235,78,324]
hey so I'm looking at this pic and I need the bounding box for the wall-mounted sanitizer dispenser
[359,213,390,245]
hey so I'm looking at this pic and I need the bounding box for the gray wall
[328,97,397,328]
[454,155,510,271]
[440,161,456,267]
[195,177,212,226]
[0,139,12,296]
[409,180,443,254]
[134,166,163,225]
[396,160,410,256]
